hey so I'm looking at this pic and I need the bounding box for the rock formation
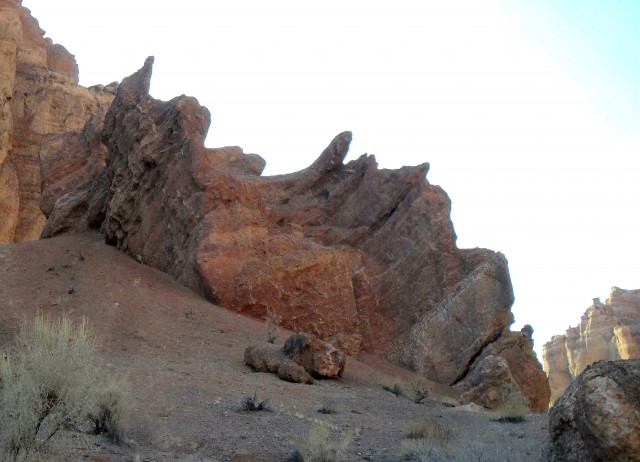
[0,0,113,243]
[39,57,549,410]
[549,359,640,462]
[543,287,640,403]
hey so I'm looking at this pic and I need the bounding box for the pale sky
[23,0,640,362]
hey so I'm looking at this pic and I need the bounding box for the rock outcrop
[39,58,549,410]
[0,0,113,243]
[549,359,640,462]
[543,287,640,403]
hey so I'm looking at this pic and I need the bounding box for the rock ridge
[39,57,549,410]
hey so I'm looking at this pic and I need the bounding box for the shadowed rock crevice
[39,57,549,410]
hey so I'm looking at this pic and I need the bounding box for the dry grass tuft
[266,309,283,344]
[492,392,531,423]
[317,398,340,415]
[381,378,405,397]
[294,420,352,462]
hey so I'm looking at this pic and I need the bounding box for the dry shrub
[492,391,531,423]
[266,309,283,344]
[405,417,453,445]
[88,377,131,442]
[294,420,352,462]
[381,378,405,397]
[0,314,129,461]
[317,398,340,415]
[241,391,269,411]
[410,376,432,404]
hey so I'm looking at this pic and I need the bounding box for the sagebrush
[0,314,130,461]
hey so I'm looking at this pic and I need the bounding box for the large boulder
[0,0,113,243]
[543,287,640,403]
[40,57,549,409]
[283,333,346,378]
[549,359,640,462]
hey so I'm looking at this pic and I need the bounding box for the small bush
[0,314,130,461]
[266,309,283,344]
[405,417,453,445]
[241,392,269,411]
[410,377,432,404]
[294,420,352,462]
[381,378,404,397]
[88,377,130,442]
[317,399,340,415]
[492,392,530,423]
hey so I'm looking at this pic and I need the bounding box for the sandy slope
[0,232,548,461]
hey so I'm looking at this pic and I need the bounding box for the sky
[23,0,640,363]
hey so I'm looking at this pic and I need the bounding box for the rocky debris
[40,57,549,410]
[283,333,346,378]
[0,0,114,243]
[549,359,640,462]
[543,287,640,403]
[276,360,314,385]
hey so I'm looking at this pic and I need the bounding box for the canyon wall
[0,0,113,243]
[543,287,640,403]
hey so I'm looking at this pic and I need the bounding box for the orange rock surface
[0,0,113,243]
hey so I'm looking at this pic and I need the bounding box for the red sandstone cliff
[0,0,113,243]
[543,287,640,403]
[39,58,550,410]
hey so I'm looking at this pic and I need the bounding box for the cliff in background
[543,287,640,403]
[0,0,113,243]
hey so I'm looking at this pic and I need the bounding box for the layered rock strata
[543,287,640,403]
[40,58,550,410]
[0,0,113,243]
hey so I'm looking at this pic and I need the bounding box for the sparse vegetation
[410,376,432,404]
[491,391,531,423]
[381,378,405,397]
[241,391,269,411]
[294,420,352,462]
[400,417,454,461]
[0,314,130,461]
[266,309,283,344]
[88,377,130,442]
[317,398,340,415]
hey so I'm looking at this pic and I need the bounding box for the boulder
[277,360,314,385]
[549,359,640,462]
[543,287,640,403]
[243,345,281,374]
[283,333,346,378]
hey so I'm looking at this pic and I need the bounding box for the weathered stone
[549,359,640,462]
[544,287,640,403]
[40,57,548,408]
[0,0,114,243]
[243,345,281,373]
[283,333,346,378]
[277,359,314,384]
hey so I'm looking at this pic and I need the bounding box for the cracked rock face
[543,287,640,403]
[40,57,549,410]
[0,0,114,243]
